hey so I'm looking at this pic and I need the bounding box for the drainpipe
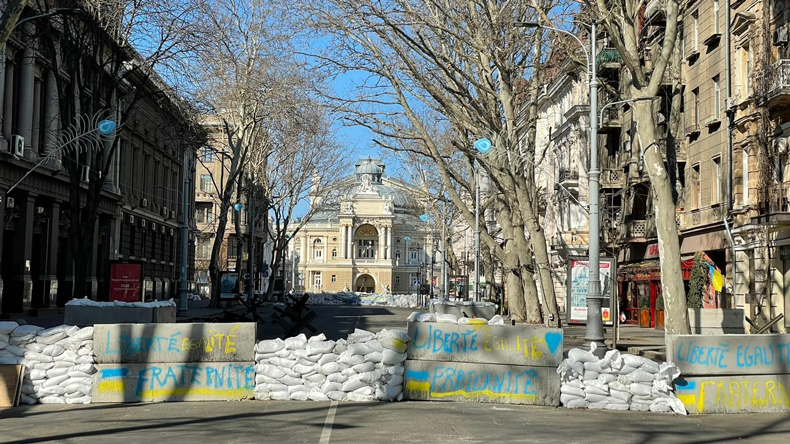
[724,0,736,308]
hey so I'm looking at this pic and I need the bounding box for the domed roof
[355,157,384,175]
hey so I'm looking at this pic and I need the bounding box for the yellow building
[286,157,438,294]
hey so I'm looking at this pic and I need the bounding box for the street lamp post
[515,20,605,355]
[177,150,191,317]
[472,138,492,302]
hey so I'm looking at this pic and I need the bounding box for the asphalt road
[1,400,789,444]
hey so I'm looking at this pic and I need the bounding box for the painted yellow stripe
[97,381,125,393]
[137,388,252,399]
[677,394,696,407]
[430,389,537,401]
[405,381,431,392]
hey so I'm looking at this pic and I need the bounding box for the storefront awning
[680,231,727,254]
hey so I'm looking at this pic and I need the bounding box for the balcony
[644,0,666,23]
[617,218,656,241]
[599,106,621,131]
[600,168,625,188]
[678,205,725,231]
[550,231,589,250]
[757,181,790,215]
[558,168,580,187]
[758,60,790,107]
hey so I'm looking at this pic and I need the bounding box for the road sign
[414,280,420,286]
[474,138,493,154]
[263,270,269,278]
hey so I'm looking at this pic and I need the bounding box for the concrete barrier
[65,305,176,326]
[404,360,559,405]
[91,362,255,402]
[429,301,497,320]
[687,309,745,335]
[404,322,562,406]
[668,333,790,413]
[93,323,256,364]
[406,323,563,367]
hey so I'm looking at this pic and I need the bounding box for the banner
[567,258,615,325]
[220,272,240,299]
[109,262,143,302]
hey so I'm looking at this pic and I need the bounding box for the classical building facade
[0,5,199,315]
[285,157,439,294]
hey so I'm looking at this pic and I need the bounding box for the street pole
[246,177,255,301]
[474,159,481,302]
[583,20,606,356]
[441,204,447,299]
[177,150,191,317]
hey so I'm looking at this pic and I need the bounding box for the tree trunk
[208,200,233,307]
[634,99,690,335]
[0,0,28,49]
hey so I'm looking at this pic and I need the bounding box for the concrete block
[92,362,255,403]
[406,322,563,367]
[675,375,790,413]
[667,334,790,376]
[94,323,256,364]
[687,309,746,335]
[403,359,559,406]
[64,305,177,327]
[430,301,496,320]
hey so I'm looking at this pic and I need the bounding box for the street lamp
[515,19,605,355]
[472,137,492,302]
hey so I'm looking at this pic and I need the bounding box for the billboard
[109,262,143,302]
[566,257,615,325]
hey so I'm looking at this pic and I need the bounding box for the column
[0,188,5,312]
[4,193,35,313]
[389,226,394,264]
[300,235,307,262]
[87,218,99,300]
[31,78,41,153]
[0,49,6,148]
[45,202,60,307]
[17,24,35,152]
[348,226,355,260]
[378,226,385,260]
[3,57,14,140]
[340,225,346,259]
[42,70,60,163]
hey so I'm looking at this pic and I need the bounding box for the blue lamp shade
[420,214,429,223]
[285,234,291,239]
[97,120,116,135]
[474,138,493,154]
[234,203,244,212]
[404,236,411,242]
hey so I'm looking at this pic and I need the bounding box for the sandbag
[381,350,406,365]
[0,322,18,335]
[568,349,596,363]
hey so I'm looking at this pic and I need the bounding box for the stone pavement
[1,400,789,444]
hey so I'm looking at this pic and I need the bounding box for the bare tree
[581,0,689,334]
[0,0,29,49]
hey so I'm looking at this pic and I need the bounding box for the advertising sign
[220,272,240,299]
[566,257,615,325]
[109,262,143,302]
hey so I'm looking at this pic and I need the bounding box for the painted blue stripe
[674,380,696,391]
[100,368,129,379]
[406,370,429,381]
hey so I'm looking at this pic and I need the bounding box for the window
[197,237,211,259]
[713,0,720,34]
[713,76,721,120]
[200,146,215,162]
[228,237,239,260]
[313,272,322,288]
[693,164,701,208]
[693,88,700,127]
[331,275,337,283]
[395,275,400,285]
[357,239,375,258]
[331,248,337,258]
[196,203,213,224]
[200,174,212,192]
[742,149,750,206]
[712,157,722,203]
[314,248,323,259]
[395,250,401,261]
[746,45,753,95]
[410,250,418,261]
[693,12,699,51]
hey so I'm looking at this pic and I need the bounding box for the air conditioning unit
[170,210,176,219]
[140,219,146,228]
[141,198,148,208]
[81,165,90,182]
[6,197,15,208]
[161,207,168,217]
[128,215,135,224]
[11,135,24,157]
[151,222,156,231]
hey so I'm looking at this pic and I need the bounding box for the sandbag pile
[305,292,423,308]
[558,345,685,414]
[407,312,505,326]
[0,322,95,405]
[253,328,410,402]
[66,297,176,308]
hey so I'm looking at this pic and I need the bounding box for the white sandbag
[598,374,616,384]
[12,325,43,337]
[568,348,596,363]
[658,362,681,382]
[269,357,298,369]
[40,344,66,357]
[378,337,408,354]
[352,362,375,373]
[77,348,93,357]
[357,371,382,384]
[288,385,308,394]
[610,389,633,403]
[560,386,585,397]
[389,366,404,376]
[654,396,687,415]
[71,364,94,374]
[318,354,339,366]
[584,361,604,373]
[364,340,384,353]
[585,380,609,392]
[270,391,290,400]
[375,387,388,401]
[560,393,584,405]
[36,386,65,396]
[377,329,410,342]
[46,367,69,378]
[565,379,584,389]
[347,343,373,356]
[275,349,293,359]
[308,333,327,343]
[364,352,383,363]
[326,373,348,383]
[43,375,69,387]
[62,383,92,395]
[605,402,630,411]
[284,334,308,350]
[29,369,47,380]
[34,332,68,345]
[277,375,303,386]
[39,396,66,404]
[488,315,505,325]
[308,389,330,401]
[569,361,584,375]
[306,373,326,384]
[352,386,374,396]
[319,362,342,375]
[327,391,347,401]
[618,365,637,375]
[347,329,375,343]
[321,381,342,393]
[33,362,55,370]
[293,363,318,375]
[649,403,672,413]
[66,371,92,381]
[60,350,79,363]
[341,368,357,377]
[584,386,608,396]
[256,375,278,385]
[629,383,653,397]
[0,341,8,350]
[621,354,644,368]
[347,392,375,402]
[408,312,435,323]
[5,345,26,356]
[256,364,286,379]
[341,377,367,392]
[70,327,94,341]
[641,359,660,374]
[256,338,286,354]
[632,395,654,405]
[628,369,656,383]
[386,374,404,387]
[306,341,336,355]
[381,350,406,365]
[565,398,590,409]
[347,355,365,366]
[582,371,600,381]
[588,401,608,409]
[255,353,275,362]
[0,322,18,335]
[436,313,458,324]
[281,367,301,379]
[333,340,347,354]
[599,349,621,367]
[606,396,628,405]
[630,402,651,411]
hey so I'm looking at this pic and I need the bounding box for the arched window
[355,224,378,259]
[331,248,338,258]
[313,238,324,260]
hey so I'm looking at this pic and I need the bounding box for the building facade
[284,157,439,294]
[0,5,199,315]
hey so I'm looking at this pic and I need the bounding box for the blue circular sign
[98,120,116,135]
[420,214,429,223]
[404,236,411,242]
[234,203,244,212]
[474,138,493,154]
